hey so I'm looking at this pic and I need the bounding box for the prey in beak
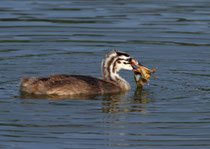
[131,58,157,87]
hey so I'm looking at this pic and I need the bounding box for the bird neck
[101,51,130,91]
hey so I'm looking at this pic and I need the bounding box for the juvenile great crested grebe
[20,50,140,96]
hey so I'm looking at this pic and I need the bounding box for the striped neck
[101,50,131,91]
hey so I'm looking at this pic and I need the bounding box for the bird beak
[131,58,141,72]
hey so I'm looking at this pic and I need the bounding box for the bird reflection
[20,87,151,114]
[134,87,150,104]
[101,87,150,114]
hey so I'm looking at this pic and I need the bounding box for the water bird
[20,50,140,96]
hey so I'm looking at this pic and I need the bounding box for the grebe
[20,50,140,96]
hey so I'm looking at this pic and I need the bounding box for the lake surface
[0,0,210,148]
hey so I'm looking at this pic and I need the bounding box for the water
[0,0,210,148]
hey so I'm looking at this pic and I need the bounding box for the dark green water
[0,0,210,148]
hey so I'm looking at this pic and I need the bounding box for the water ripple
[0,0,210,148]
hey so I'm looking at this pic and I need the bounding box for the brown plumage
[20,75,121,96]
[20,50,139,96]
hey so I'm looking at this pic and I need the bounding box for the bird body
[20,74,121,96]
[20,50,139,96]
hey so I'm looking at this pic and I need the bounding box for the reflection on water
[21,87,151,114]
[134,87,151,104]
[101,88,151,114]
[1,0,210,148]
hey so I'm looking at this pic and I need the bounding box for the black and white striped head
[102,50,139,80]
